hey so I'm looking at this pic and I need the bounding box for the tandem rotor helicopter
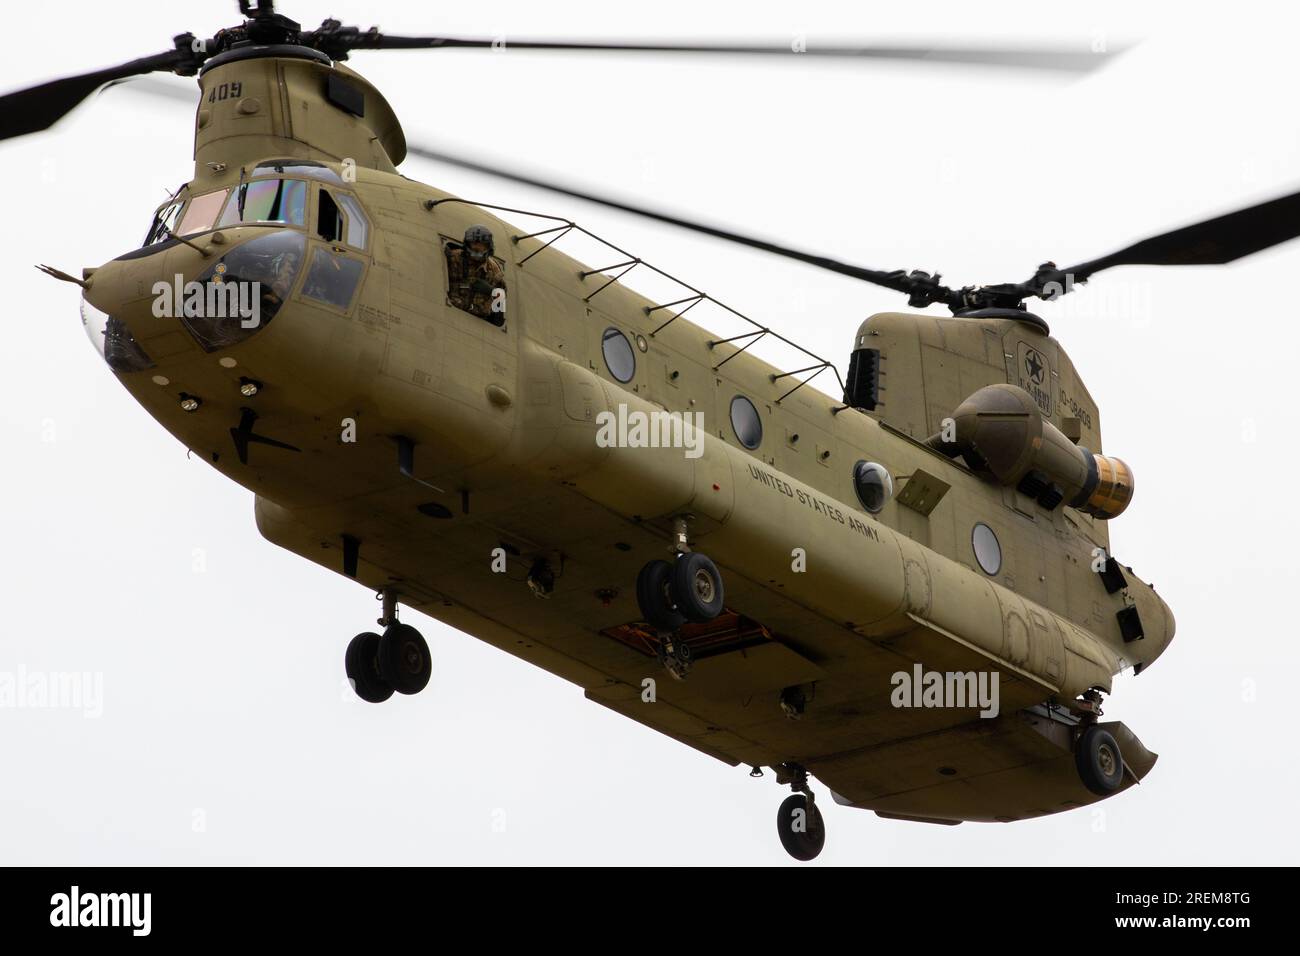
[6,0,1299,861]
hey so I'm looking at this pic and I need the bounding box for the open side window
[316,188,370,251]
[440,235,507,326]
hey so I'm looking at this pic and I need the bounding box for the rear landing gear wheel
[636,559,686,631]
[1075,725,1124,795]
[345,632,393,703]
[671,551,725,623]
[378,622,432,695]
[776,793,825,862]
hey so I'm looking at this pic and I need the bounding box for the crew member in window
[446,224,506,326]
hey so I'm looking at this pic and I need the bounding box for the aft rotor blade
[1065,189,1300,279]
[405,142,936,297]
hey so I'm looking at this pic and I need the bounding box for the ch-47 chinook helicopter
[7,0,1300,862]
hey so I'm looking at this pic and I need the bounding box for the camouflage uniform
[446,246,506,324]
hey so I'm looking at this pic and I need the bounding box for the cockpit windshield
[176,190,229,237]
[143,200,184,246]
[219,178,308,228]
[140,177,311,251]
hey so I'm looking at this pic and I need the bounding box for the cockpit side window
[335,193,369,250]
[143,200,184,246]
[301,248,365,311]
[316,188,370,251]
[317,189,343,243]
[176,189,230,237]
[219,178,308,228]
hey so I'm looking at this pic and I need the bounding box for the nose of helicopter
[78,228,306,374]
[73,228,347,469]
[79,241,210,373]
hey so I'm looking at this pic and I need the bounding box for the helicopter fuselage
[78,47,1174,824]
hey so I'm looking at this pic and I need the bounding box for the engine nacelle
[936,383,1133,519]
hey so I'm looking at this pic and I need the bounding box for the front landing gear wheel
[345,632,393,703]
[776,793,825,861]
[671,552,724,623]
[636,560,686,631]
[1075,725,1124,795]
[378,623,431,695]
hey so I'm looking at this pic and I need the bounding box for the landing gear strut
[344,588,432,703]
[634,515,726,680]
[655,633,693,681]
[774,763,826,861]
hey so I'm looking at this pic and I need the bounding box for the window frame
[600,326,637,383]
[144,199,185,246]
[175,188,231,237]
[972,522,1003,576]
[729,394,763,449]
[851,460,894,513]
[298,244,367,315]
[438,234,508,326]
[313,184,371,253]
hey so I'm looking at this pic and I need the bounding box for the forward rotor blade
[0,50,186,141]
[353,35,1124,73]
[119,76,938,299]
[103,75,197,104]
[1065,189,1300,280]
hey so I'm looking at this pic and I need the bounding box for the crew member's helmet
[464,224,494,260]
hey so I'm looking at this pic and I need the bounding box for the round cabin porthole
[852,460,893,513]
[601,327,636,383]
[972,523,1002,576]
[729,395,763,449]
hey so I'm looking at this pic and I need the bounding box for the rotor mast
[191,51,406,181]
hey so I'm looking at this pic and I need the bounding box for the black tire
[378,623,432,695]
[636,559,686,631]
[345,632,394,703]
[671,552,725,623]
[776,793,825,862]
[1075,725,1124,795]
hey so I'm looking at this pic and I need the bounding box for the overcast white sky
[2,0,1298,865]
